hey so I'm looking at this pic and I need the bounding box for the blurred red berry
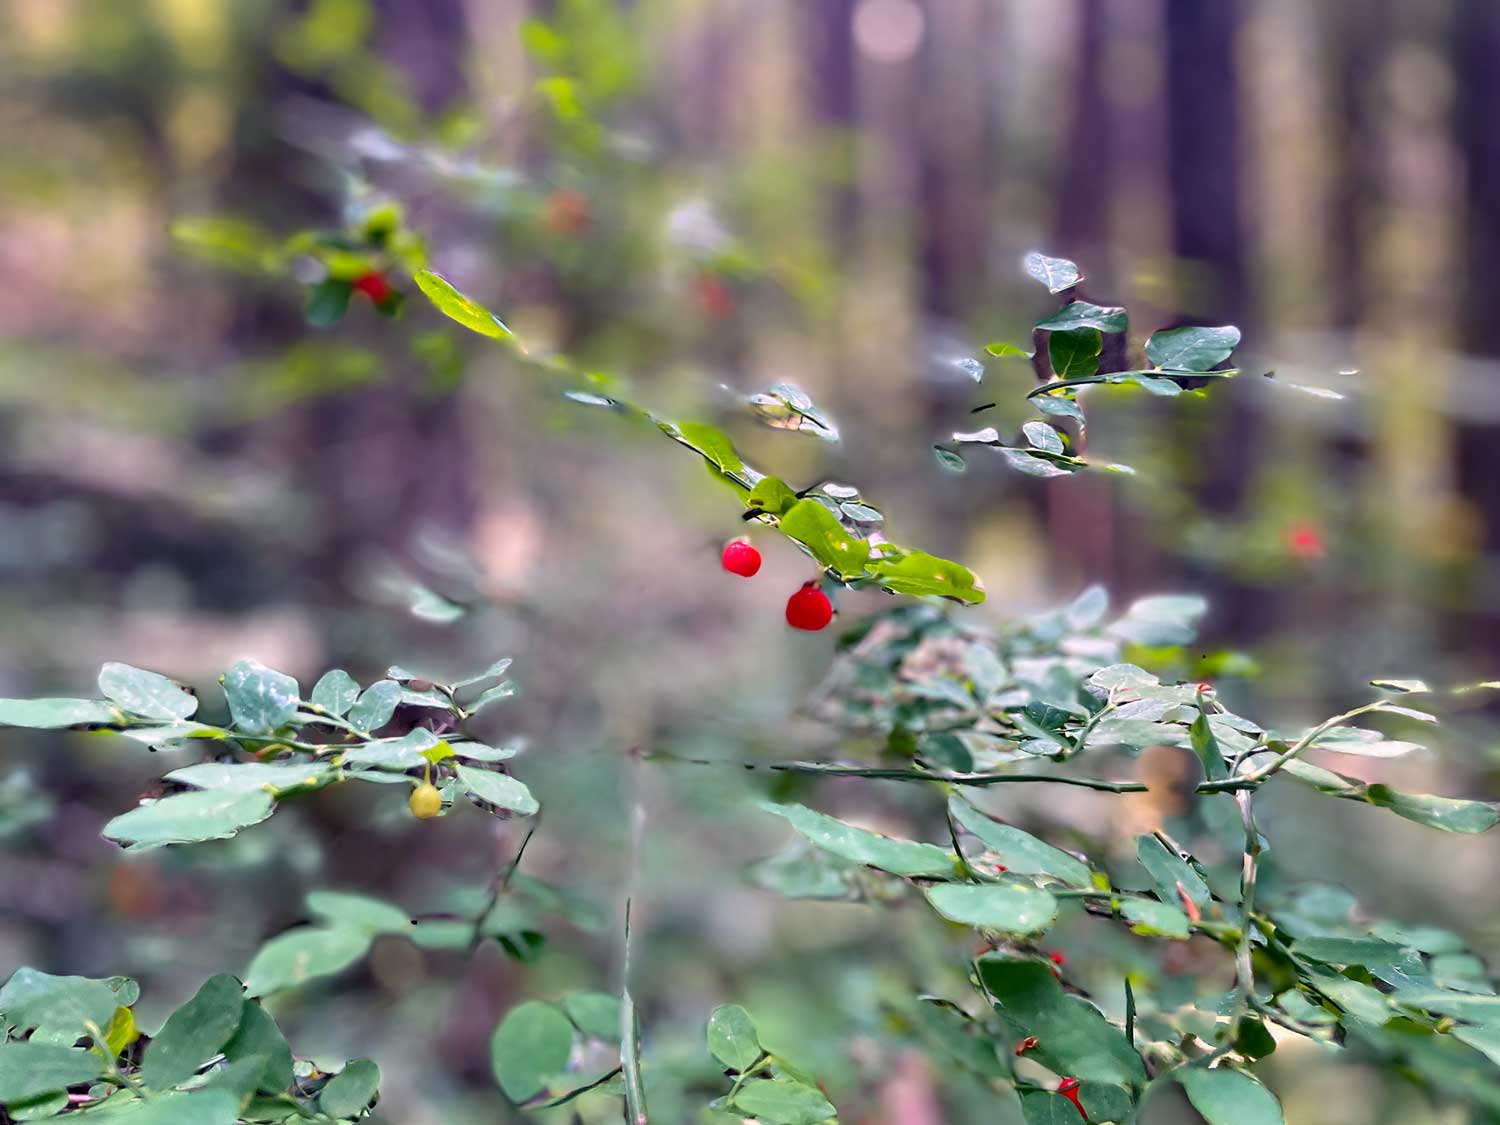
[353,271,392,304]
[785,582,833,631]
[1196,682,1214,694]
[542,187,591,235]
[694,273,734,319]
[1050,951,1066,966]
[721,539,761,578]
[994,863,1008,873]
[1286,521,1326,559]
[1058,1077,1086,1119]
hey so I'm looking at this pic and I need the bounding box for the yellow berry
[409,782,442,819]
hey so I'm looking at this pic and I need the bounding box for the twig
[468,818,539,953]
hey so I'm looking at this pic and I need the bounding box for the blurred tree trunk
[1164,0,1248,323]
[305,0,478,580]
[1324,0,1391,331]
[1163,0,1266,640]
[1048,0,1122,586]
[1455,0,1500,552]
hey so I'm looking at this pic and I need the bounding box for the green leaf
[98,663,197,721]
[872,551,985,604]
[998,447,1080,477]
[985,341,1034,358]
[104,788,276,850]
[341,728,439,771]
[306,891,411,935]
[1035,394,1085,425]
[0,969,135,1045]
[74,1090,241,1124]
[1145,325,1240,372]
[221,661,300,734]
[671,421,745,477]
[0,698,118,729]
[977,958,1146,1089]
[243,927,371,997]
[727,1078,836,1125]
[141,974,245,1091]
[1369,787,1499,833]
[1177,1066,1284,1125]
[0,1043,105,1102]
[466,679,517,715]
[222,1002,294,1095]
[164,761,333,794]
[451,739,520,763]
[562,992,622,1041]
[413,270,511,338]
[1021,1091,1086,1125]
[1135,835,1211,907]
[1121,897,1191,939]
[346,679,402,734]
[1453,1025,1500,1068]
[949,799,1092,887]
[746,477,799,517]
[1190,709,1230,782]
[1370,678,1430,694]
[924,882,1058,934]
[1280,761,1500,833]
[1022,421,1066,455]
[455,764,539,815]
[1024,253,1083,293]
[318,1058,380,1118]
[1079,1081,1134,1122]
[761,802,957,878]
[707,1003,762,1071]
[1048,328,1101,379]
[778,499,869,578]
[491,1001,574,1104]
[452,657,514,689]
[310,670,361,716]
[305,279,352,327]
[1036,300,1127,334]
[933,445,967,473]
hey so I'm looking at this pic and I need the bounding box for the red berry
[785,582,833,631]
[1058,1077,1086,1119]
[1050,951,1066,966]
[994,863,1008,873]
[1286,521,1325,559]
[721,539,762,578]
[1196,682,1214,694]
[694,274,734,319]
[542,188,591,235]
[353,271,392,304]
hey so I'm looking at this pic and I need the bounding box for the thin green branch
[645,752,1149,793]
[1233,701,1394,786]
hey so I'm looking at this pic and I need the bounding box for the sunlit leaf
[747,382,840,441]
[1144,325,1240,371]
[1024,253,1084,293]
[98,663,198,721]
[925,882,1058,934]
[413,270,511,339]
[104,789,277,851]
[1036,301,1127,334]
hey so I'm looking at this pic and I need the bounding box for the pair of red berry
[721,541,833,631]
[353,271,393,304]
